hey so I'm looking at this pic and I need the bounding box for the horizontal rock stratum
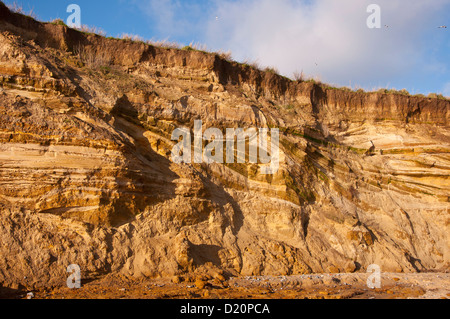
[0,2,448,290]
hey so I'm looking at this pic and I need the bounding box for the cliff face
[0,3,449,289]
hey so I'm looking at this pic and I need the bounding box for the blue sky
[4,0,450,96]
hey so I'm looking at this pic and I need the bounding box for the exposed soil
[1,273,448,300]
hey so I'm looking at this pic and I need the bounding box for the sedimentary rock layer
[0,2,448,289]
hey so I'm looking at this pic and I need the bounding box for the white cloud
[135,0,450,91]
[204,0,450,87]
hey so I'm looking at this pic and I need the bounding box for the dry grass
[292,70,322,84]
[182,42,209,53]
[77,25,107,37]
[264,66,279,74]
[303,76,322,85]
[6,1,37,19]
[120,33,144,42]
[242,59,261,71]
[145,39,181,49]
[74,43,112,68]
[293,70,305,82]
[217,50,232,61]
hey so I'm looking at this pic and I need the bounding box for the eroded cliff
[0,3,448,290]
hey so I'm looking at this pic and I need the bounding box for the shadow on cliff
[106,95,178,227]
[198,170,245,236]
[190,244,223,267]
[0,286,22,299]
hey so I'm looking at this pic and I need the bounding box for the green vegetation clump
[283,104,295,110]
[181,43,208,54]
[264,67,279,75]
[323,85,353,92]
[373,88,449,100]
[303,78,322,85]
[428,93,448,100]
[377,88,410,96]
[51,19,66,26]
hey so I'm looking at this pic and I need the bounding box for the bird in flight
[438,25,447,28]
